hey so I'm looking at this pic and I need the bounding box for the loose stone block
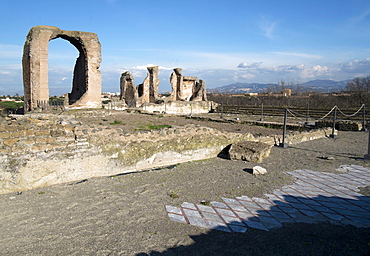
[253,166,267,175]
[228,141,272,162]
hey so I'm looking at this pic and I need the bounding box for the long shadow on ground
[141,171,370,256]
[137,222,370,255]
[139,193,370,255]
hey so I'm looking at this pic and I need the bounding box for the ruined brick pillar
[22,25,102,111]
[120,71,138,107]
[170,68,183,101]
[140,66,160,104]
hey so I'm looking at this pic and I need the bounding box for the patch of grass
[168,191,180,198]
[38,191,45,195]
[147,124,171,130]
[135,124,171,131]
[110,120,125,125]
[135,125,146,131]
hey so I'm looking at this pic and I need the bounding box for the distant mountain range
[209,79,351,94]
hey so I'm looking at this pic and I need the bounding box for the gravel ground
[0,113,369,255]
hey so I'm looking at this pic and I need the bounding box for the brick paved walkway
[166,165,370,233]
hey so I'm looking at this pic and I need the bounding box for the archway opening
[48,36,87,105]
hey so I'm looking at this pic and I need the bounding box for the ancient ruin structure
[169,68,207,101]
[120,71,137,107]
[22,25,102,112]
[120,66,161,107]
[120,67,207,108]
[191,79,207,101]
[138,66,160,105]
[169,68,183,101]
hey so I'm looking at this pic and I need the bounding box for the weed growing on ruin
[38,191,45,195]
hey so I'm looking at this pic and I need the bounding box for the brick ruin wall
[0,114,331,194]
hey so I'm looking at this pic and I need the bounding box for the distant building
[1,97,15,102]
[283,89,292,96]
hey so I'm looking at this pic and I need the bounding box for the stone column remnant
[120,71,138,107]
[139,66,160,104]
[22,25,102,112]
[170,68,183,101]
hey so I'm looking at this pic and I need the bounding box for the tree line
[208,76,370,110]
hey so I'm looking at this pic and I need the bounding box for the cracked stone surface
[166,165,370,233]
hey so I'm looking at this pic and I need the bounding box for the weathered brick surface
[0,133,10,139]
[35,130,51,136]
[19,138,35,145]
[3,139,19,147]
[13,130,27,138]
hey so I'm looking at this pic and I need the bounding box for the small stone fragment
[321,156,334,160]
[252,166,267,175]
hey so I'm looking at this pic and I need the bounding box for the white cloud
[286,64,305,71]
[312,65,329,72]
[131,64,173,71]
[237,62,263,69]
[340,57,370,73]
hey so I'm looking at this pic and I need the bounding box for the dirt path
[0,130,369,255]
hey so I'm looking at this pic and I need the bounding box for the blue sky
[1,0,370,95]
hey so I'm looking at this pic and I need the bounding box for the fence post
[365,130,370,160]
[279,108,288,148]
[362,104,367,132]
[329,106,337,138]
[220,102,223,119]
[260,103,264,121]
[306,103,309,122]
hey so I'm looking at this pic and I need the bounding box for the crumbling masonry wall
[120,71,137,107]
[22,25,102,111]
[0,113,332,194]
[120,67,207,108]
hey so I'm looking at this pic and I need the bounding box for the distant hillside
[209,79,350,94]
[208,82,275,94]
[302,79,350,92]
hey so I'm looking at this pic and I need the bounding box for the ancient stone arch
[22,25,102,112]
